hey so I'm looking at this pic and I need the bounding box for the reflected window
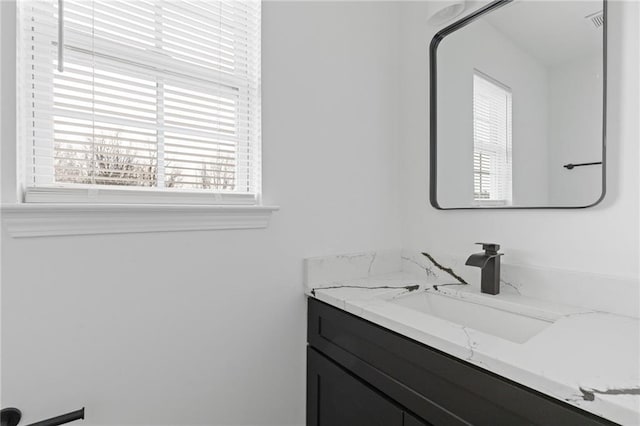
[473,71,512,205]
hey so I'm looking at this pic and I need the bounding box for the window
[472,70,512,205]
[18,0,261,205]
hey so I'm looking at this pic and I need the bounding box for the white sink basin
[391,291,554,343]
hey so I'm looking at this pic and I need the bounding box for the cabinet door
[307,347,404,426]
[404,412,432,426]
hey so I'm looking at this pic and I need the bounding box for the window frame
[17,0,263,206]
[1,1,276,237]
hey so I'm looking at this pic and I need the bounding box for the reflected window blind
[473,71,512,204]
[18,0,261,202]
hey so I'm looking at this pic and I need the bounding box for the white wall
[437,19,549,207]
[548,54,604,206]
[0,2,401,425]
[399,0,639,277]
[0,0,18,205]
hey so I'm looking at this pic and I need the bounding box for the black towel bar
[26,408,84,426]
[563,161,602,170]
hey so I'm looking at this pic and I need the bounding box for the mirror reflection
[432,0,605,209]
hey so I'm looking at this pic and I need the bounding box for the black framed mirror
[430,0,607,209]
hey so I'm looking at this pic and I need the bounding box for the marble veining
[420,251,468,284]
[306,249,639,318]
[304,249,402,289]
[309,284,420,297]
[304,250,640,425]
[400,255,438,279]
[580,387,640,402]
[500,278,522,294]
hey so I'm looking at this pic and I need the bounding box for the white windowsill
[24,185,260,205]
[1,203,279,238]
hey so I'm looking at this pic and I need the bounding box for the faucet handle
[475,242,500,253]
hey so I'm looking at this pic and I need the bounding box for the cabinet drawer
[307,298,615,426]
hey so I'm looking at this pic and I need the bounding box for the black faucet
[465,243,503,295]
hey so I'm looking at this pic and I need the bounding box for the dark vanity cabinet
[306,298,616,426]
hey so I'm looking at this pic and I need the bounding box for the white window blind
[473,71,512,205]
[18,0,261,204]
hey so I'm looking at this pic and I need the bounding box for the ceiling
[482,0,604,67]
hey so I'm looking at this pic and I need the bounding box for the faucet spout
[465,253,493,268]
[466,252,503,269]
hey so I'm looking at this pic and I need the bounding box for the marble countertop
[305,252,640,425]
